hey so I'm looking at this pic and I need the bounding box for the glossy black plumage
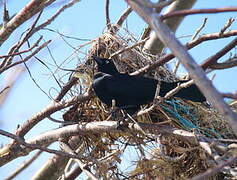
[92,56,206,114]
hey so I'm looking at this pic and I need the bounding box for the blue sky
[1,0,237,179]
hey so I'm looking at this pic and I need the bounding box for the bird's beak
[92,56,103,65]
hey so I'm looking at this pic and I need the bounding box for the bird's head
[92,56,119,75]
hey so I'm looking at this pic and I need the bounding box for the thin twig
[219,18,235,35]
[0,36,43,59]
[0,11,43,70]
[15,92,92,138]
[0,40,51,73]
[110,37,149,58]
[191,18,208,40]
[32,0,80,34]
[164,80,194,99]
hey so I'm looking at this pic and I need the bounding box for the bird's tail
[160,80,206,102]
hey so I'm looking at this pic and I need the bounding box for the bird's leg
[154,96,164,105]
[116,110,130,130]
[126,113,147,135]
[106,99,121,121]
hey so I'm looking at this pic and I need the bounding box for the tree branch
[0,121,201,166]
[161,7,237,20]
[201,37,237,70]
[16,92,92,137]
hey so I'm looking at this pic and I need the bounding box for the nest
[63,31,237,179]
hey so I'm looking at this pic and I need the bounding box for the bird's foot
[153,96,164,105]
[116,118,129,130]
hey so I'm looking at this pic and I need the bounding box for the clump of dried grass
[64,31,237,179]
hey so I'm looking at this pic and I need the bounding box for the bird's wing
[102,74,157,105]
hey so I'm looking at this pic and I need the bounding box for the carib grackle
[92,56,206,115]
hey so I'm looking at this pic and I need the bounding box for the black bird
[92,56,206,114]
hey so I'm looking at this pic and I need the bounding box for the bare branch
[191,18,208,40]
[115,7,133,28]
[161,7,237,20]
[0,36,43,59]
[143,0,197,55]
[60,142,98,180]
[210,57,237,70]
[222,92,237,100]
[15,92,92,138]
[55,77,79,102]
[219,18,235,35]
[105,0,111,30]
[0,121,201,166]
[0,129,90,162]
[201,37,237,70]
